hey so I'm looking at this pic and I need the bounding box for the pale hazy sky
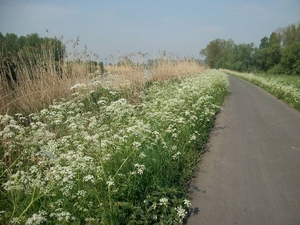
[0,0,299,61]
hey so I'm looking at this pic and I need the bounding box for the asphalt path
[187,76,300,225]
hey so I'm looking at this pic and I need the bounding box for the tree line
[200,22,300,75]
[0,33,66,83]
[0,33,105,85]
[0,32,65,61]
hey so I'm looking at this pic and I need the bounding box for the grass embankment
[0,70,228,224]
[225,70,300,110]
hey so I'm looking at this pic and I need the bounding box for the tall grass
[1,40,205,115]
[1,37,222,224]
[225,70,300,110]
[0,69,228,224]
[0,39,101,115]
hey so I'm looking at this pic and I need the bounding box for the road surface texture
[187,76,300,225]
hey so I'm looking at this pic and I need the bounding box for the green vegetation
[0,70,228,224]
[200,22,300,75]
[263,74,300,89]
[226,70,300,110]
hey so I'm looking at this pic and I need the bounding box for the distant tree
[99,61,105,74]
[18,35,26,49]
[4,33,19,55]
[200,38,234,68]
[259,36,269,49]
[25,33,43,48]
[225,43,256,71]
[0,32,66,84]
[200,22,300,74]
[253,44,281,72]
[269,32,281,47]
[0,32,5,47]
[281,23,300,47]
[280,42,300,75]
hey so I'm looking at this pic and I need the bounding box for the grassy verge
[0,69,228,224]
[225,70,300,110]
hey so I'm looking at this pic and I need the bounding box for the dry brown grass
[105,59,206,87]
[102,58,206,103]
[1,45,206,115]
[0,45,98,114]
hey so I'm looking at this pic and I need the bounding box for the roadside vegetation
[0,31,229,224]
[0,32,206,115]
[225,70,300,110]
[200,22,300,75]
[0,69,228,224]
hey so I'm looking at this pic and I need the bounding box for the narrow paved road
[187,76,300,225]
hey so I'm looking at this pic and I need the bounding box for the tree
[253,44,281,72]
[0,32,5,47]
[0,32,66,84]
[200,38,234,68]
[4,33,19,55]
[281,23,300,47]
[225,43,256,71]
[200,22,300,74]
[17,35,26,49]
[25,33,43,48]
[259,36,269,49]
[280,42,300,75]
[269,32,281,47]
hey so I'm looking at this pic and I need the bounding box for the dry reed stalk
[1,43,206,115]
[105,59,206,88]
[0,45,96,114]
[102,59,206,104]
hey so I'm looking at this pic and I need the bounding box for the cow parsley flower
[159,198,168,206]
[184,199,192,207]
[175,206,186,219]
[139,152,146,159]
[106,177,114,187]
[172,151,181,160]
[26,210,47,225]
[134,164,146,175]
[83,175,95,183]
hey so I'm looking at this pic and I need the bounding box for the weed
[1,70,228,224]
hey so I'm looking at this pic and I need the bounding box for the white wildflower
[190,134,196,141]
[26,210,47,225]
[106,177,114,187]
[97,100,106,105]
[172,133,178,138]
[184,199,192,207]
[50,211,74,222]
[102,153,112,161]
[83,175,95,183]
[134,164,146,175]
[185,110,190,116]
[159,197,168,206]
[172,151,181,160]
[139,152,146,159]
[133,141,141,149]
[175,206,186,219]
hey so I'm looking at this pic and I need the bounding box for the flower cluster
[1,70,228,224]
[227,70,300,110]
